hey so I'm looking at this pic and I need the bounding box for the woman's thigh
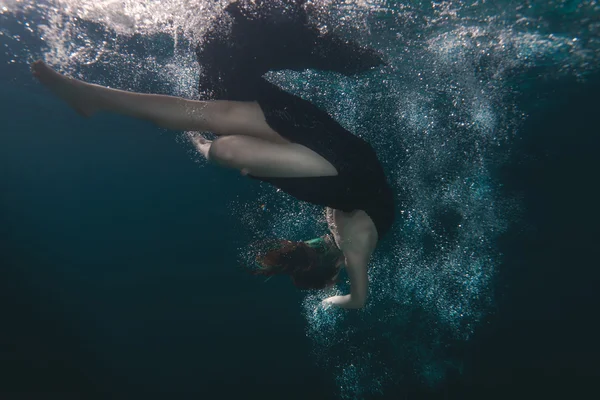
[204,100,290,144]
[207,135,339,178]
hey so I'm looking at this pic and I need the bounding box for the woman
[31,0,395,309]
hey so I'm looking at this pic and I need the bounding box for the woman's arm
[322,229,376,309]
[323,248,370,309]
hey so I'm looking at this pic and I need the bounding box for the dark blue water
[1,76,333,398]
[2,2,600,399]
[463,75,600,396]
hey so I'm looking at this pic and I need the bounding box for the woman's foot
[188,133,213,159]
[31,60,98,117]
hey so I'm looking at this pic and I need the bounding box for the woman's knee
[208,136,244,167]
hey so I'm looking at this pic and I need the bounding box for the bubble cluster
[3,0,599,398]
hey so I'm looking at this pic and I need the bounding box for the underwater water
[1,0,600,399]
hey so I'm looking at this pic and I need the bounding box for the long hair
[251,238,341,290]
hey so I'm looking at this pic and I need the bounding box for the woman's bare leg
[188,133,338,178]
[33,60,338,178]
[31,60,287,143]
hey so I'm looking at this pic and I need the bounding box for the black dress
[195,0,395,238]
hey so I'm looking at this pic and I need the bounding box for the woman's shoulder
[334,210,378,252]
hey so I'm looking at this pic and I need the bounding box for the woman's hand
[321,294,364,309]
